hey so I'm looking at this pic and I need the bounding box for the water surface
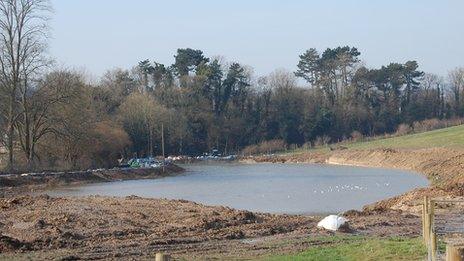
[47,163,428,214]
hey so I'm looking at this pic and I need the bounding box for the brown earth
[1,147,463,259]
[0,195,421,260]
[0,165,184,197]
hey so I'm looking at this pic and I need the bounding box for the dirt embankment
[327,148,464,211]
[241,151,329,164]
[327,148,464,185]
[242,147,464,212]
[1,149,461,259]
[0,195,420,260]
[0,165,184,197]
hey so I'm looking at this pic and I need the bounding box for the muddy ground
[1,147,463,259]
[0,165,184,197]
[0,195,420,260]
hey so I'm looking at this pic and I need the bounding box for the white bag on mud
[317,215,348,231]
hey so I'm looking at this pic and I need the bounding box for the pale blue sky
[49,0,464,78]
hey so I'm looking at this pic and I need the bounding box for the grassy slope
[268,127,464,260]
[264,236,426,261]
[283,124,464,155]
[347,124,464,150]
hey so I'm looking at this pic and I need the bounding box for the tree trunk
[149,126,153,157]
[161,123,165,159]
[7,91,15,171]
[22,87,32,169]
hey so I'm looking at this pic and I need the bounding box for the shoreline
[3,147,459,212]
[1,148,462,259]
[325,159,381,168]
[0,194,421,260]
[241,147,464,213]
[0,164,184,198]
[2,147,455,210]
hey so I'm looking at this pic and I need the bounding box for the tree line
[1,0,464,172]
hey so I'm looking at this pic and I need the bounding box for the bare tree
[420,73,444,118]
[448,67,464,116]
[0,0,51,170]
[119,93,159,157]
[16,71,78,168]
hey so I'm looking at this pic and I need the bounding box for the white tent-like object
[317,215,348,231]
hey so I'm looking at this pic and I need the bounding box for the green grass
[263,236,426,261]
[347,124,464,150]
[282,124,464,155]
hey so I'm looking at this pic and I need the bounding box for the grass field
[283,124,464,155]
[347,124,464,150]
[265,236,426,261]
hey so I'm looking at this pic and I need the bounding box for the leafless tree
[448,67,464,115]
[16,71,78,168]
[119,93,160,157]
[0,0,51,170]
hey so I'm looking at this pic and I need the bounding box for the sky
[49,0,464,79]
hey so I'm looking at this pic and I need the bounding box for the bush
[241,139,287,155]
[412,118,464,133]
[314,135,331,147]
[350,131,363,142]
[302,142,312,150]
[395,124,412,136]
[241,145,259,156]
[289,144,299,151]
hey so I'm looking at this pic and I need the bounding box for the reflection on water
[46,163,428,214]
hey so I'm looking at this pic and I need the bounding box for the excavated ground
[1,147,463,259]
[0,195,420,260]
[0,165,184,197]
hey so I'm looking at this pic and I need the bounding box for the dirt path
[0,195,420,260]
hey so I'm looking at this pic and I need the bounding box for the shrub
[241,145,259,156]
[241,139,287,156]
[260,139,287,154]
[395,124,412,136]
[302,142,312,150]
[350,131,363,142]
[289,143,299,151]
[412,118,464,133]
[314,135,331,147]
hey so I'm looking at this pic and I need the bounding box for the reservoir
[46,163,428,214]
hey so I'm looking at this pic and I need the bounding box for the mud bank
[327,148,464,185]
[242,147,464,212]
[0,195,420,260]
[1,149,459,259]
[0,165,184,197]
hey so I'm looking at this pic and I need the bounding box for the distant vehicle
[211,149,221,157]
[195,149,237,161]
[126,157,163,169]
[200,149,221,157]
